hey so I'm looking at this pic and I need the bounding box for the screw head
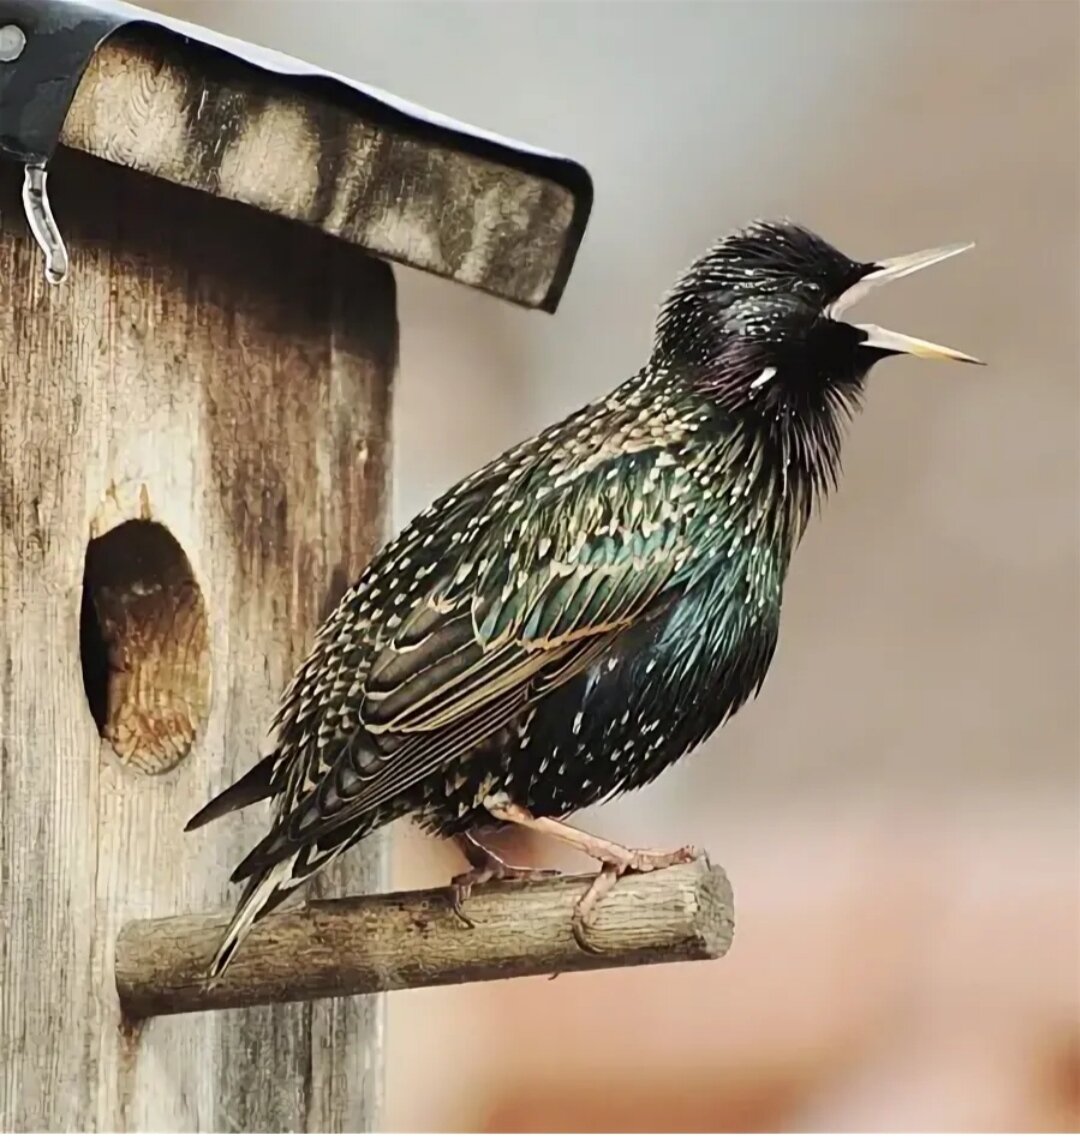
[0,24,26,63]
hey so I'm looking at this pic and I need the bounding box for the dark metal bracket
[0,0,126,165]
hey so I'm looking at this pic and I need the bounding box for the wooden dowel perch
[116,857,733,1018]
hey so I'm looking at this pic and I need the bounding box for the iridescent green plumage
[189,220,979,975]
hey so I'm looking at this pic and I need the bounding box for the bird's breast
[496,557,782,820]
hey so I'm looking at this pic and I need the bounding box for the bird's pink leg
[482,794,699,952]
[448,830,560,928]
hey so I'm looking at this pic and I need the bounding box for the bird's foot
[449,831,560,928]
[570,843,701,954]
[480,796,700,953]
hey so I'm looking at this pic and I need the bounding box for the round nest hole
[79,520,211,774]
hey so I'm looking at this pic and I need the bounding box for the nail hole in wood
[79,520,211,774]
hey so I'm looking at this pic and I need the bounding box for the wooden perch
[116,857,733,1018]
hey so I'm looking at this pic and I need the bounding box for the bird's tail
[209,856,301,980]
[186,753,277,832]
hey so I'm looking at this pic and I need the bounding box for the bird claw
[571,909,607,956]
[570,843,701,954]
[448,856,561,929]
[449,882,478,929]
[570,861,620,955]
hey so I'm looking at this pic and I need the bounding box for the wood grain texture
[0,148,392,1131]
[58,29,578,310]
[115,858,733,1018]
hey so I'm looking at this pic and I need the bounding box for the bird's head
[653,219,981,419]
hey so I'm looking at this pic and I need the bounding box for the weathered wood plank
[0,147,391,1131]
[57,28,579,310]
[115,859,734,1018]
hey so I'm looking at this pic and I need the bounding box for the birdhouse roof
[0,0,593,311]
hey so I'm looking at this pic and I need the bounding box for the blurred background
[154,0,1079,1131]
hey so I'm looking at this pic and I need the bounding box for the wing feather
[238,430,706,878]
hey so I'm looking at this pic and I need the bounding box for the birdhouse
[0,0,593,1129]
[0,1,732,1131]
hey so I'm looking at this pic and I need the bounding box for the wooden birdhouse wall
[0,148,392,1131]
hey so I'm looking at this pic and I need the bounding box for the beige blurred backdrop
[151,0,1079,1131]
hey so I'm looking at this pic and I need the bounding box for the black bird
[188,220,980,976]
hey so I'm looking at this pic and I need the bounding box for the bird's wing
[235,434,702,878]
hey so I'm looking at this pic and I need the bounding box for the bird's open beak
[854,323,983,364]
[830,242,984,365]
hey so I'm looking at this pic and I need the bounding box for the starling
[188,220,980,975]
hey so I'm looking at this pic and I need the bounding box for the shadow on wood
[116,857,734,1018]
